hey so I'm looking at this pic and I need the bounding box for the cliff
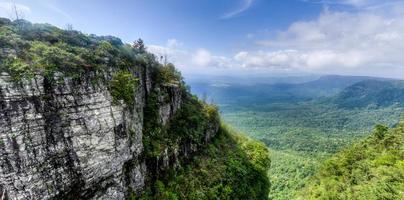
[0,18,269,200]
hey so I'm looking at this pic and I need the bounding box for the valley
[2,0,404,199]
[188,75,404,199]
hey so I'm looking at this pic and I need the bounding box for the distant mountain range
[188,74,402,106]
[333,79,404,108]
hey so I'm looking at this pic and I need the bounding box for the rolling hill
[333,79,404,108]
[189,75,390,107]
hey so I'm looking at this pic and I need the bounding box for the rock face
[0,65,210,199]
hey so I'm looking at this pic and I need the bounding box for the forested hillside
[189,75,404,199]
[304,117,404,199]
[333,80,404,108]
[138,124,270,199]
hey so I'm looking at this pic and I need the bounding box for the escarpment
[0,18,220,199]
[0,18,271,200]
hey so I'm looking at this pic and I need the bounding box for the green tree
[374,124,388,139]
[133,38,146,52]
[109,70,139,106]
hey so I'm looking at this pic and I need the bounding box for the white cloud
[148,40,233,74]
[192,49,232,68]
[262,50,364,69]
[147,43,187,68]
[235,3,404,77]
[221,0,254,19]
[0,2,30,19]
[192,49,212,66]
[341,0,369,6]
[303,0,393,7]
[149,3,404,78]
[166,38,183,48]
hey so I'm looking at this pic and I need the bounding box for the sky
[1,0,404,78]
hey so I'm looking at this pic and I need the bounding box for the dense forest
[190,74,404,199]
[304,118,404,199]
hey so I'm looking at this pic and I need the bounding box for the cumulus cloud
[149,2,404,77]
[235,3,404,77]
[235,50,368,71]
[147,40,232,74]
[147,42,188,68]
[192,49,232,68]
[148,39,186,59]
[192,49,212,66]
[166,38,183,48]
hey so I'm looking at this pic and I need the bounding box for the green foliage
[30,41,85,76]
[133,38,146,52]
[215,82,403,199]
[142,90,164,157]
[157,63,182,85]
[238,133,271,172]
[221,103,403,199]
[4,57,32,80]
[138,123,270,200]
[142,92,219,157]
[0,18,156,82]
[140,84,269,199]
[268,150,323,200]
[110,70,139,106]
[303,118,404,199]
[374,124,388,139]
[223,103,403,154]
[169,96,217,142]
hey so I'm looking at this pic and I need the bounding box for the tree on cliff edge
[133,38,146,52]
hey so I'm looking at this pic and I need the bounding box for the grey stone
[0,65,218,199]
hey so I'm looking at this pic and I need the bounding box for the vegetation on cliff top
[0,18,133,79]
[0,18,176,106]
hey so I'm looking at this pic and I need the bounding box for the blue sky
[1,0,404,78]
[0,0,323,53]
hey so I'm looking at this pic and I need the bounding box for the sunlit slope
[303,117,404,199]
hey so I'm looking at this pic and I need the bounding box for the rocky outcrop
[0,64,216,199]
[0,17,221,199]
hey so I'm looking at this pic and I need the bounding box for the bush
[0,18,151,82]
[4,57,32,81]
[110,70,139,106]
[374,124,388,139]
[157,63,182,85]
